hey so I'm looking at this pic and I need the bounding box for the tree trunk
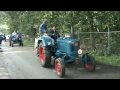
[90,20,96,50]
[70,26,75,38]
[91,33,96,50]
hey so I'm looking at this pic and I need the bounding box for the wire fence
[75,31,120,56]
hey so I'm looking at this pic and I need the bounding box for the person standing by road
[0,34,3,49]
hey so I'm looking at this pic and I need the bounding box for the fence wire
[75,31,120,55]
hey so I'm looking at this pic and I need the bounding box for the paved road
[0,41,120,79]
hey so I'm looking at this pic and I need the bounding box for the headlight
[78,49,82,54]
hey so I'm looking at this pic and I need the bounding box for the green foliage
[3,11,120,34]
[1,11,120,56]
[110,33,120,55]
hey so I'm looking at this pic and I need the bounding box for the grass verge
[94,55,120,66]
[23,39,34,47]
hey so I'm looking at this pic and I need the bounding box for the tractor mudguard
[81,53,91,63]
[55,50,67,64]
[37,35,54,47]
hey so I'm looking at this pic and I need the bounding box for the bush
[110,33,120,55]
[91,48,109,56]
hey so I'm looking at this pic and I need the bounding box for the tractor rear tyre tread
[39,42,51,67]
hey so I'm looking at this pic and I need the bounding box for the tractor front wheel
[84,55,96,72]
[55,58,65,78]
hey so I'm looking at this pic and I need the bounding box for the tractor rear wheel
[19,42,21,46]
[19,41,23,46]
[21,43,23,46]
[10,41,11,46]
[55,58,65,78]
[36,46,39,57]
[84,55,96,72]
[39,42,51,67]
[11,41,14,47]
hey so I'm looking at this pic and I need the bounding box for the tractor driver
[49,26,60,42]
[0,33,3,49]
